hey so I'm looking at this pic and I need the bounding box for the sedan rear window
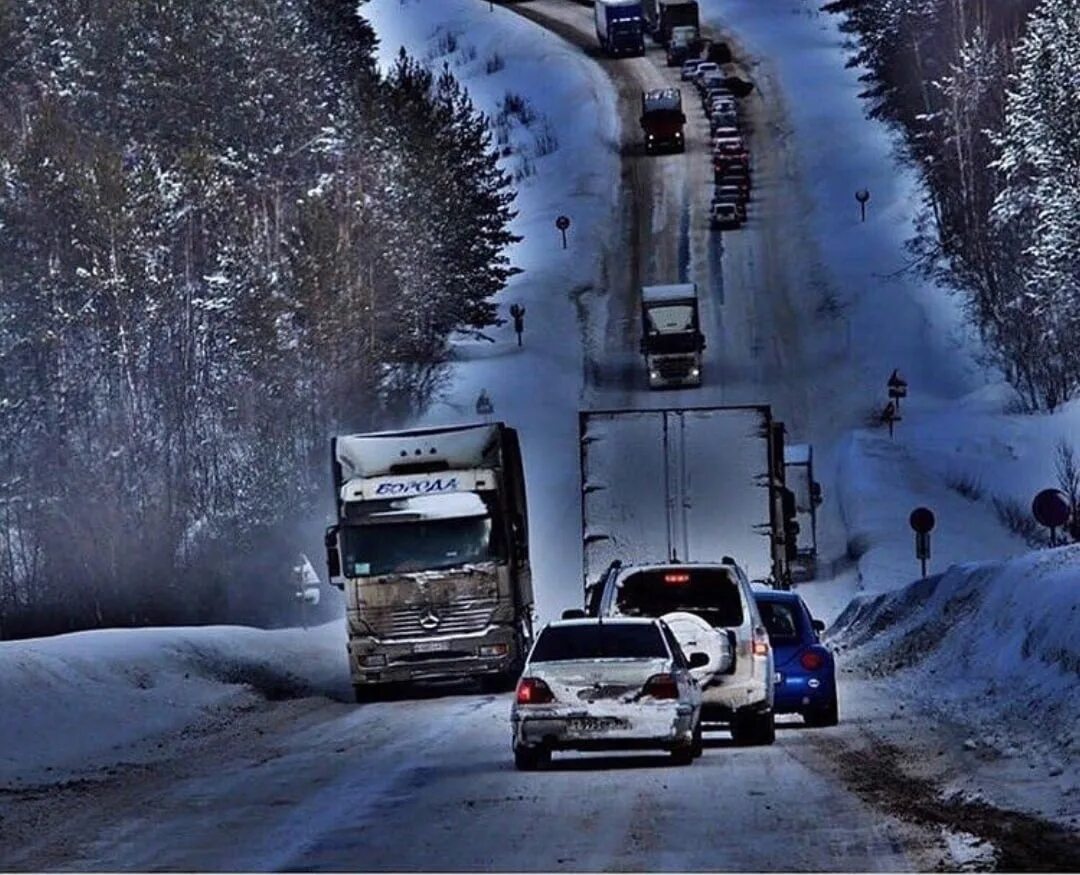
[530,624,668,662]
[616,568,744,627]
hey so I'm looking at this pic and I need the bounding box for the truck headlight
[689,367,700,378]
[650,370,661,380]
[479,644,509,657]
[361,654,387,667]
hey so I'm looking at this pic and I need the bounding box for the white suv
[592,560,775,744]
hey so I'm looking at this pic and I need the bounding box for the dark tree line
[0,0,519,638]
[824,0,1080,411]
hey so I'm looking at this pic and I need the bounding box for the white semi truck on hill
[579,405,794,607]
[640,283,704,388]
[324,422,533,701]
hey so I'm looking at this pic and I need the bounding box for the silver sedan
[510,617,705,770]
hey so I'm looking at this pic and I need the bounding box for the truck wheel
[514,745,550,771]
[480,672,518,695]
[353,684,381,704]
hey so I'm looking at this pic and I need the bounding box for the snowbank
[0,623,349,783]
[831,546,1080,768]
[361,0,621,622]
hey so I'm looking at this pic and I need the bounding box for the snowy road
[1,681,937,871]
[3,4,1077,872]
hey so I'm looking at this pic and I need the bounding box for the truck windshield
[645,332,699,354]
[341,495,504,576]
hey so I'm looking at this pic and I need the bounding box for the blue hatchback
[753,590,838,727]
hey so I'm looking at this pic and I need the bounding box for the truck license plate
[413,641,447,654]
[567,717,625,733]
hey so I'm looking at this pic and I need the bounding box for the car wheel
[690,720,704,759]
[354,684,384,704]
[670,742,695,766]
[514,745,550,771]
[804,694,839,728]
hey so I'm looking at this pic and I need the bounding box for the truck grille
[362,598,498,640]
[658,357,694,378]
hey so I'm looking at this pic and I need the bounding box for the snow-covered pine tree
[992,0,1080,410]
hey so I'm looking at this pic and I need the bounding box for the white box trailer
[579,406,789,601]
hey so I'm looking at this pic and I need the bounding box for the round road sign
[555,215,571,231]
[909,507,935,534]
[855,189,871,204]
[1031,489,1070,528]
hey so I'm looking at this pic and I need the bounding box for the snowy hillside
[0,624,348,783]
[830,546,1080,822]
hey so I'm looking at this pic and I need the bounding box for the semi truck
[657,0,699,46]
[578,405,792,606]
[324,422,534,701]
[594,0,645,57]
[640,88,686,154]
[641,0,660,39]
[783,443,822,581]
[640,283,704,388]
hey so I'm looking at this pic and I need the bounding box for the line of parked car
[681,55,751,231]
[510,557,838,770]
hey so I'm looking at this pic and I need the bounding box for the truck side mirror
[639,338,648,354]
[812,619,826,634]
[324,525,343,588]
[697,332,706,351]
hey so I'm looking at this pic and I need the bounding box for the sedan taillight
[800,649,826,671]
[516,677,554,705]
[644,673,679,700]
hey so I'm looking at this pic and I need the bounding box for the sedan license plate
[567,717,626,733]
[413,641,447,654]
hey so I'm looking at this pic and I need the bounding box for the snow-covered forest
[825,0,1080,412]
[0,0,518,637]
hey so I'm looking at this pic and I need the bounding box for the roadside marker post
[855,189,870,222]
[1032,488,1070,547]
[555,215,571,249]
[909,507,935,579]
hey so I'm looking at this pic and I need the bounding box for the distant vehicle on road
[681,58,705,81]
[594,562,776,745]
[510,617,705,770]
[595,0,646,56]
[640,88,686,154]
[639,283,704,388]
[753,590,838,726]
[658,0,699,46]
[710,199,743,229]
[665,26,699,66]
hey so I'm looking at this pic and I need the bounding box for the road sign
[909,507,935,534]
[855,189,870,222]
[555,215,571,249]
[1032,488,1070,545]
[909,507,935,578]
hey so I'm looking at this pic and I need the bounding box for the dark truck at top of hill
[640,88,686,154]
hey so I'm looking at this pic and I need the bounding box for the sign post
[855,189,871,222]
[555,215,571,249]
[1032,488,1070,547]
[887,369,908,411]
[909,507,935,578]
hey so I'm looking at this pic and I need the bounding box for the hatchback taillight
[752,626,770,657]
[516,677,554,705]
[800,649,826,671]
[644,673,679,700]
